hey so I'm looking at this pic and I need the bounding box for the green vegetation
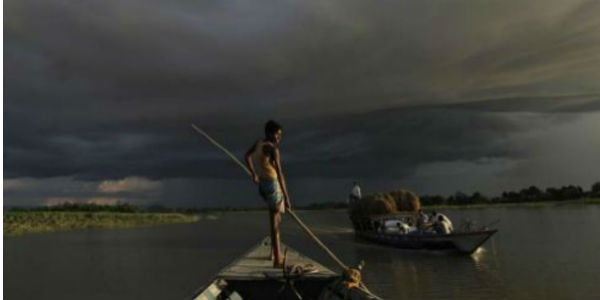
[423,198,600,210]
[298,197,600,212]
[301,181,600,210]
[5,181,599,236]
[8,203,142,213]
[4,211,199,236]
[582,198,600,205]
[420,181,600,206]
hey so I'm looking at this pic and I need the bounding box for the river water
[4,205,600,299]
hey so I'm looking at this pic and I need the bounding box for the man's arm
[273,148,291,209]
[244,142,259,184]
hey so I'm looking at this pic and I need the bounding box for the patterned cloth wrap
[259,177,284,213]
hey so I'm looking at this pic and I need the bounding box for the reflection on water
[198,214,220,220]
[5,206,600,300]
[351,241,509,300]
[470,247,486,264]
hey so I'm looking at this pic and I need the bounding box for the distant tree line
[420,181,600,206]
[143,205,263,213]
[7,181,599,212]
[7,203,264,214]
[8,203,141,213]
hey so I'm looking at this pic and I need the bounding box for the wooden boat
[190,237,378,300]
[350,214,497,254]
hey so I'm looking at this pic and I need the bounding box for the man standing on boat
[348,181,362,204]
[244,120,291,268]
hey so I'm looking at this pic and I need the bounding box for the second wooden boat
[350,214,497,254]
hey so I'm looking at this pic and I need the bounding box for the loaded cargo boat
[350,214,497,254]
[190,237,379,300]
[347,189,497,254]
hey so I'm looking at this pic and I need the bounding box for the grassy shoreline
[422,198,600,210]
[5,198,598,236]
[290,198,600,212]
[293,198,600,212]
[3,211,199,236]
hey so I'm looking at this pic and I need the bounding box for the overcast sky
[4,0,600,207]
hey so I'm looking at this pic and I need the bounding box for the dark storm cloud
[6,0,599,120]
[4,0,600,205]
[3,104,540,180]
[441,94,600,113]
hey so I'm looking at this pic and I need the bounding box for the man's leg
[268,210,275,261]
[272,210,282,268]
[269,209,283,267]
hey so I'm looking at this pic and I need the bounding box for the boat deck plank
[218,237,337,280]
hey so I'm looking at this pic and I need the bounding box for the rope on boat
[191,124,382,300]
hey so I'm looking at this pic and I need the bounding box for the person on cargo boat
[348,182,362,204]
[433,212,454,234]
[244,120,291,268]
[432,211,454,231]
[416,209,429,230]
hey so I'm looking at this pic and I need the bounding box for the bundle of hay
[349,189,421,218]
[389,189,421,212]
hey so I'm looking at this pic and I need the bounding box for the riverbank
[423,198,600,210]
[6,198,598,236]
[295,197,600,212]
[3,211,199,236]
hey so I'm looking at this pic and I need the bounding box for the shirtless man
[244,120,291,268]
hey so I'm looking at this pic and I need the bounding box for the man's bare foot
[273,260,284,268]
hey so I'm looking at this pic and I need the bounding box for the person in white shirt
[348,181,362,204]
[432,211,454,234]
